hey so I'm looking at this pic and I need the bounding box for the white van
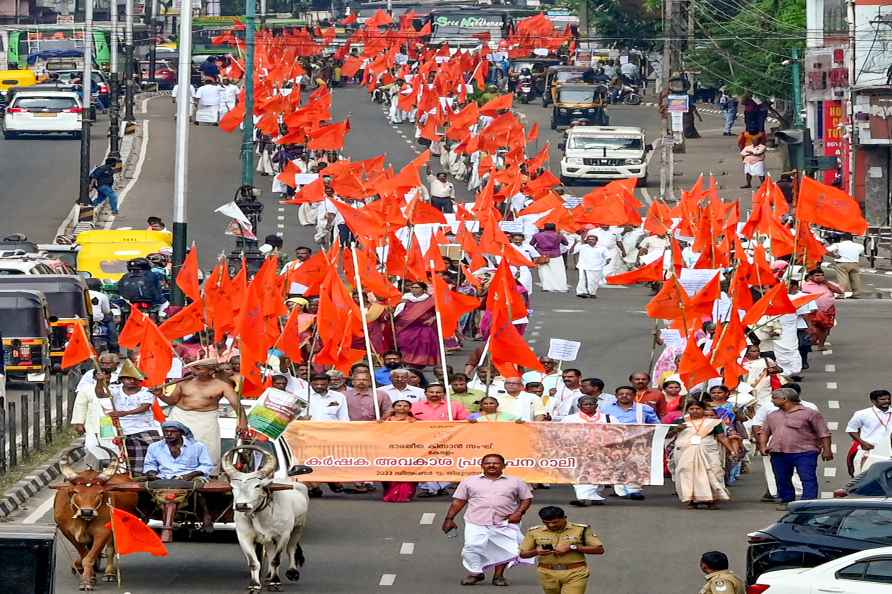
[559,125,651,185]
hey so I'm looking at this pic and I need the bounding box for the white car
[750,546,892,593]
[559,125,651,184]
[2,90,83,139]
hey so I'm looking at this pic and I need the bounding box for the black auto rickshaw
[542,65,595,107]
[508,57,563,94]
[0,290,52,378]
[551,83,610,130]
[0,275,92,372]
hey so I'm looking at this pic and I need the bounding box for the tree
[569,0,663,50]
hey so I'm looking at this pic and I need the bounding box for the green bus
[191,16,309,57]
[0,25,111,70]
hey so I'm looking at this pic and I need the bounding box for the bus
[0,25,112,70]
[426,5,538,49]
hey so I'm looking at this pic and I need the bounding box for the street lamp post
[109,0,121,159]
[124,0,135,122]
[170,0,193,306]
[78,0,94,207]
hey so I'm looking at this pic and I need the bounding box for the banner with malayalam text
[283,422,669,484]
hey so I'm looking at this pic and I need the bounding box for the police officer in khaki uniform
[519,506,605,594]
[698,551,746,594]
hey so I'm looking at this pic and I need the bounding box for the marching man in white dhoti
[442,454,534,587]
[193,80,223,125]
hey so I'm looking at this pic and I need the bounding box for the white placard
[499,220,525,234]
[295,173,319,186]
[671,112,684,132]
[547,338,581,362]
[289,282,309,295]
[659,329,683,348]
[679,268,719,296]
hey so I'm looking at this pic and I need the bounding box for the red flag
[742,283,798,326]
[159,300,205,341]
[118,307,148,349]
[106,507,168,557]
[479,93,513,115]
[139,319,174,387]
[432,274,480,338]
[331,199,388,240]
[646,277,690,321]
[307,120,350,151]
[61,323,94,368]
[489,308,543,377]
[406,195,448,225]
[607,258,664,285]
[797,176,868,234]
[687,272,721,320]
[175,245,201,303]
[275,306,307,364]
[219,102,245,133]
[678,336,720,389]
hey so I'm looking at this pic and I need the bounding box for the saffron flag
[607,258,664,285]
[175,245,201,303]
[742,282,798,326]
[139,319,174,387]
[678,337,719,389]
[432,274,480,338]
[61,323,94,369]
[106,507,168,557]
[118,306,148,350]
[796,176,868,234]
[159,300,205,341]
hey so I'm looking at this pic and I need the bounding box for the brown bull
[52,449,139,591]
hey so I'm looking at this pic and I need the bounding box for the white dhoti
[462,522,527,574]
[539,256,568,292]
[572,484,606,501]
[194,104,219,124]
[297,203,318,226]
[167,407,221,467]
[576,268,603,296]
[744,161,766,177]
[774,332,802,376]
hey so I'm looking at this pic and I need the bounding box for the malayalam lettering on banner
[284,422,669,484]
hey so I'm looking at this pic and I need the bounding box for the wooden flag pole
[351,246,382,420]
[428,261,454,420]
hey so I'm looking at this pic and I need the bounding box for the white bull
[222,446,310,593]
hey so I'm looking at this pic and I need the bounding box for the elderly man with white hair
[379,368,426,404]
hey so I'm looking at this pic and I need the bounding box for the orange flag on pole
[159,300,205,341]
[796,176,868,234]
[118,307,148,350]
[106,507,168,557]
[489,307,543,377]
[678,336,719,389]
[607,257,664,285]
[139,319,174,387]
[432,273,480,338]
[61,323,94,368]
[742,282,798,326]
[175,244,202,303]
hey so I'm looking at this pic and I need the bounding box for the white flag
[215,201,256,239]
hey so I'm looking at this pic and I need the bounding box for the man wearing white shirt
[547,369,584,420]
[493,377,546,421]
[521,356,562,393]
[306,374,350,422]
[75,352,121,393]
[789,279,818,371]
[573,234,612,298]
[193,81,223,124]
[846,389,892,475]
[827,233,864,296]
[380,369,426,404]
[427,169,456,213]
[562,395,611,506]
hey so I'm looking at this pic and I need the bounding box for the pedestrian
[757,388,833,506]
[442,453,533,587]
[845,389,892,475]
[739,136,767,189]
[494,377,547,421]
[100,360,162,475]
[672,399,734,509]
[599,385,660,500]
[519,505,605,594]
[89,157,120,215]
[530,223,569,293]
[561,395,611,506]
[573,233,610,299]
[719,89,738,136]
[380,399,418,503]
[426,168,456,213]
[393,282,440,368]
[826,232,865,297]
[193,79,222,125]
[801,268,844,349]
[698,551,745,594]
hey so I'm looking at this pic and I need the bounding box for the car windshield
[557,71,586,83]
[779,508,849,536]
[837,509,892,544]
[13,96,78,110]
[559,88,595,103]
[568,136,643,150]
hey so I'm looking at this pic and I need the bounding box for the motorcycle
[515,78,535,104]
[612,84,642,105]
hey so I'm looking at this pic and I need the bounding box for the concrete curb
[642,102,780,125]
[0,440,85,519]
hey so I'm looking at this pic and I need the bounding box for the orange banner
[283,422,669,484]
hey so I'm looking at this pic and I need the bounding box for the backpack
[118,271,161,304]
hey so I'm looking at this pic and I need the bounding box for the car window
[865,559,892,584]
[781,508,849,536]
[837,561,868,581]
[838,509,892,544]
[12,96,78,110]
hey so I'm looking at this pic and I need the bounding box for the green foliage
[567,0,663,50]
[685,0,806,98]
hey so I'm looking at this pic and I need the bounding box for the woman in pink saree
[394,281,439,368]
[671,400,736,509]
[381,400,418,502]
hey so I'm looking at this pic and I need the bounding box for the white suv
[2,90,83,139]
[559,126,651,185]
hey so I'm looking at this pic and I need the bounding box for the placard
[678,268,719,296]
[547,338,581,362]
[659,329,683,348]
[499,220,525,234]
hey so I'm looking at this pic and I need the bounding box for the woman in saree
[672,399,736,509]
[740,344,785,402]
[661,380,687,423]
[801,268,844,349]
[381,400,418,502]
[393,281,439,368]
[351,292,395,355]
[468,396,522,423]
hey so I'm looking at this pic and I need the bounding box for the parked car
[0,256,60,275]
[2,90,83,139]
[749,546,892,592]
[747,499,892,585]
[51,70,110,108]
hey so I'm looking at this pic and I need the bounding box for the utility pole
[123,0,135,122]
[78,0,94,207]
[659,0,675,203]
[791,47,803,127]
[847,0,857,197]
[109,0,121,159]
[147,0,157,83]
[171,0,193,306]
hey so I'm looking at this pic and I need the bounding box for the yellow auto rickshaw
[75,229,173,285]
[542,65,595,107]
[0,290,52,379]
[0,275,92,372]
[0,69,39,99]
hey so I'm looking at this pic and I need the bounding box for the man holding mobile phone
[519,506,605,594]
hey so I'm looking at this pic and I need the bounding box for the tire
[3,130,15,140]
[550,117,557,131]
[625,93,642,106]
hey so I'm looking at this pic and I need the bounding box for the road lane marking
[831,444,838,454]
[23,494,54,524]
[379,574,397,586]
[551,309,585,313]
[822,350,833,356]
[277,215,285,221]
[420,512,436,525]
[828,400,840,408]
[105,119,150,229]
[399,542,415,555]
[827,422,839,430]
[827,383,838,391]
[821,491,833,499]
[824,467,837,477]
[825,364,836,372]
